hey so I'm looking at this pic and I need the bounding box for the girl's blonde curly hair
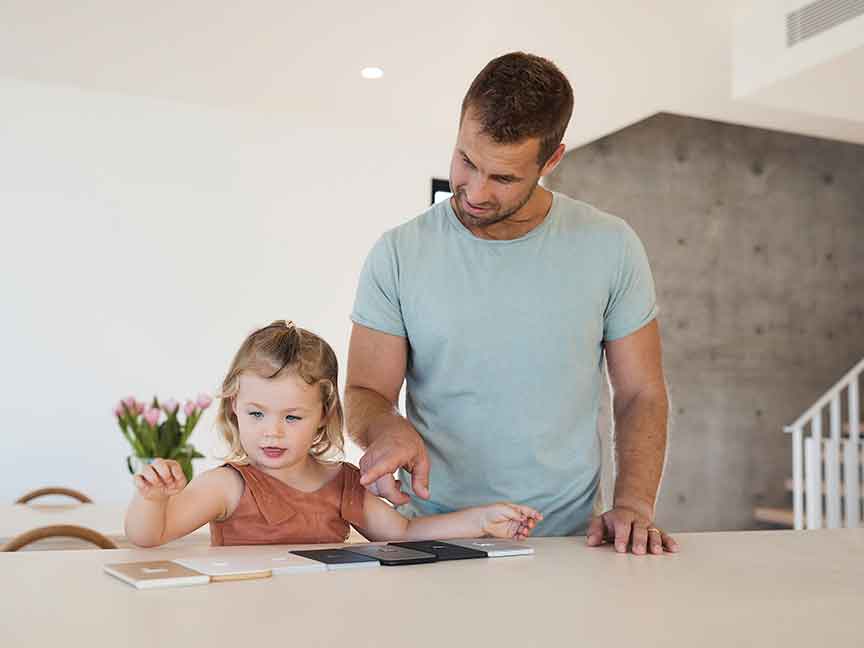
[216,320,343,464]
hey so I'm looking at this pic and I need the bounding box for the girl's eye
[248,411,263,419]
[286,415,301,422]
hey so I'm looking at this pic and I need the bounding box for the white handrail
[785,358,863,530]
[785,358,864,431]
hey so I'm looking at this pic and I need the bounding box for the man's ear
[540,143,566,177]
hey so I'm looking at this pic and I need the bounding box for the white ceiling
[0,0,861,148]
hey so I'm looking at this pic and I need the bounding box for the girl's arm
[355,490,542,542]
[124,459,242,547]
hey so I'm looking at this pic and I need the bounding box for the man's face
[448,110,545,229]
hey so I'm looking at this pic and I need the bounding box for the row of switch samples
[105,538,535,589]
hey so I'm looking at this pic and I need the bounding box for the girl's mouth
[262,447,286,458]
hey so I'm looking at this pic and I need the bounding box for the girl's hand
[478,503,543,540]
[134,458,187,502]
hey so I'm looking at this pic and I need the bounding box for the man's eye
[462,156,475,169]
[248,411,263,419]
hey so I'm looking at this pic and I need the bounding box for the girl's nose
[266,425,285,438]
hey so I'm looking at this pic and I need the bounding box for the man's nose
[464,176,492,206]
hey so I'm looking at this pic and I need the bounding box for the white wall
[0,78,453,502]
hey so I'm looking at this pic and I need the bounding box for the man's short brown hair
[461,52,573,167]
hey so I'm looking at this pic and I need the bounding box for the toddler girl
[125,320,542,547]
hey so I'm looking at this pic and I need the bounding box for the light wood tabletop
[1,529,861,646]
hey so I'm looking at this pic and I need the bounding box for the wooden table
[1,529,861,646]
[0,504,210,549]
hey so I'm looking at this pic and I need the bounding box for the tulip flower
[115,393,206,483]
[143,408,161,426]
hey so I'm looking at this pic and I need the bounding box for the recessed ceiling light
[361,67,384,80]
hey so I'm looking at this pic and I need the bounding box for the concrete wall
[545,112,864,531]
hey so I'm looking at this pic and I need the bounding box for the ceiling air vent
[786,0,864,46]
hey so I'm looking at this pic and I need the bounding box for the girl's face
[232,370,326,471]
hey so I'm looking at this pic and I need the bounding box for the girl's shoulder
[330,461,359,479]
[335,462,366,525]
[190,464,245,489]
[321,461,361,491]
[311,461,359,494]
[339,461,360,475]
[193,465,245,520]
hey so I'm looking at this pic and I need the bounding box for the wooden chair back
[15,487,93,505]
[2,525,118,551]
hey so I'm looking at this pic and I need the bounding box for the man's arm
[586,319,679,554]
[345,322,407,448]
[608,319,668,518]
[345,323,431,503]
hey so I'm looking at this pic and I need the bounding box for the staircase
[754,358,864,530]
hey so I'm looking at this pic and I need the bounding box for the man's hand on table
[358,416,431,506]
[586,506,680,555]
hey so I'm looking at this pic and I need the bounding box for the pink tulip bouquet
[114,394,211,481]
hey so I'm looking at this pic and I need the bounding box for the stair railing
[784,358,863,530]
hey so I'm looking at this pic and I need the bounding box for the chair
[15,487,93,505]
[2,525,118,551]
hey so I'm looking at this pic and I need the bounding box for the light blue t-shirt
[350,191,658,535]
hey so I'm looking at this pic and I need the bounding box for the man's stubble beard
[451,181,539,231]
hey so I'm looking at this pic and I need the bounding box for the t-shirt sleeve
[603,223,659,341]
[350,233,407,337]
[339,463,367,530]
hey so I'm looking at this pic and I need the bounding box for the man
[346,52,678,555]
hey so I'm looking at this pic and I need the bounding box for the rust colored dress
[210,462,367,546]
